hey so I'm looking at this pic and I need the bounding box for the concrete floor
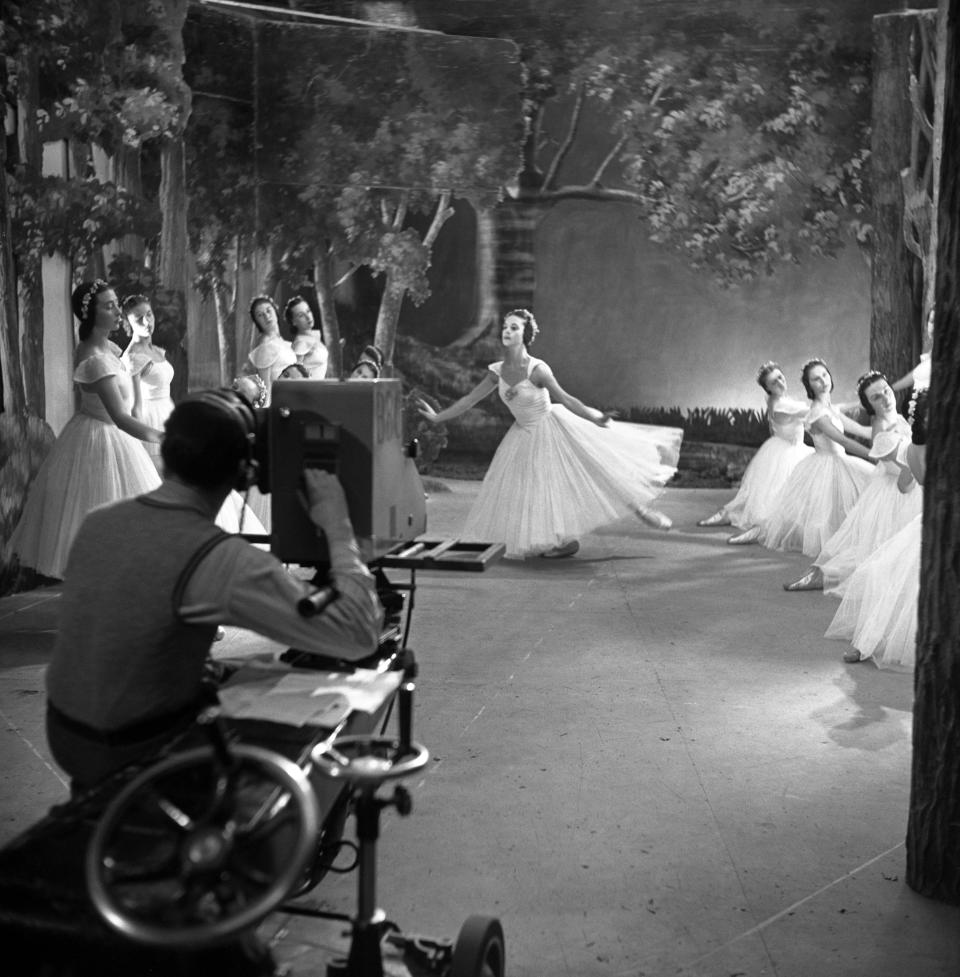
[1,483,959,976]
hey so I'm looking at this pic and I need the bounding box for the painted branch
[542,84,585,192]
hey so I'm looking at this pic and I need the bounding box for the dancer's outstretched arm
[417,373,498,424]
[809,414,873,461]
[532,363,611,427]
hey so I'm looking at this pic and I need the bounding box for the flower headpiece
[232,373,268,408]
[79,279,109,323]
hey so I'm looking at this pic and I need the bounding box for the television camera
[0,379,507,977]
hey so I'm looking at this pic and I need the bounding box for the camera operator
[45,389,383,793]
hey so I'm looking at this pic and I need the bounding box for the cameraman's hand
[302,470,351,534]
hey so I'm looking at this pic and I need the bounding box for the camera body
[260,379,427,566]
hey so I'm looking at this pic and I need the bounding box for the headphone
[181,388,260,491]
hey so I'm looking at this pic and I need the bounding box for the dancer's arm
[809,414,872,461]
[86,376,163,442]
[417,373,498,424]
[532,363,611,426]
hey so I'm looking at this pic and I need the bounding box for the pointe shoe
[842,649,862,663]
[541,539,580,559]
[697,511,730,527]
[636,507,672,531]
[727,526,761,545]
[783,568,823,592]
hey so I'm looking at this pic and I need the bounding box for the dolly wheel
[86,744,319,948]
[450,915,505,977]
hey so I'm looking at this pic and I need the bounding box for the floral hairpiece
[79,279,109,322]
[907,388,919,427]
[232,373,268,408]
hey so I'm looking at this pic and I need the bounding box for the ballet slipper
[842,649,862,663]
[783,568,823,592]
[727,526,761,545]
[540,540,580,559]
[697,511,730,527]
[636,507,672,531]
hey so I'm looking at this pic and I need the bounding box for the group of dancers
[696,356,929,672]
[5,282,929,677]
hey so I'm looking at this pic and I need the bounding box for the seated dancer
[285,295,329,378]
[417,309,682,559]
[697,361,812,544]
[756,358,874,558]
[825,388,928,670]
[784,370,921,591]
[45,389,382,793]
[350,345,384,379]
[240,295,297,403]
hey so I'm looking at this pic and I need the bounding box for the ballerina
[784,370,921,591]
[240,295,297,402]
[825,388,928,669]
[284,296,328,378]
[697,361,812,544]
[7,281,163,580]
[416,309,682,559]
[757,358,874,558]
[117,293,264,536]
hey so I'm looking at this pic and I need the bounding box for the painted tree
[1,0,182,415]
[907,0,960,904]
[251,19,523,368]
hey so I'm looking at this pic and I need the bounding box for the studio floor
[1,483,958,977]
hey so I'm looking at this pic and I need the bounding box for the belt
[47,699,203,748]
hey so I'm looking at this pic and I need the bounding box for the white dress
[243,335,297,403]
[292,331,328,378]
[815,417,922,595]
[759,403,874,558]
[722,402,813,530]
[8,343,161,580]
[825,513,921,671]
[461,358,683,559]
[124,344,266,535]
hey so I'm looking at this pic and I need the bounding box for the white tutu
[760,405,873,557]
[461,358,682,559]
[825,513,921,671]
[723,417,812,530]
[817,458,921,596]
[9,346,161,580]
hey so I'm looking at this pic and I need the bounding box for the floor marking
[0,705,68,788]
[679,842,905,970]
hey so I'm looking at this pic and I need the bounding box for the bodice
[770,412,806,446]
[245,335,297,401]
[292,331,328,378]
[74,345,133,423]
[125,349,174,401]
[873,415,913,476]
[806,405,845,456]
[492,358,551,428]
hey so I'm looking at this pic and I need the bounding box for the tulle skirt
[139,396,174,466]
[759,452,873,558]
[723,437,813,530]
[817,470,922,596]
[825,514,921,671]
[461,407,682,559]
[8,413,161,579]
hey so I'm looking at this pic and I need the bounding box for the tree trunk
[314,250,342,378]
[17,47,44,417]
[906,0,960,904]
[0,54,24,416]
[448,205,498,348]
[493,198,541,320]
[213,285,234,386]
[114,146,145,264]
[871,13,925,383]
[372,272,406,370]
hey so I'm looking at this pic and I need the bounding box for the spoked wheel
[449,915,505,977]
[86,744,319,948]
